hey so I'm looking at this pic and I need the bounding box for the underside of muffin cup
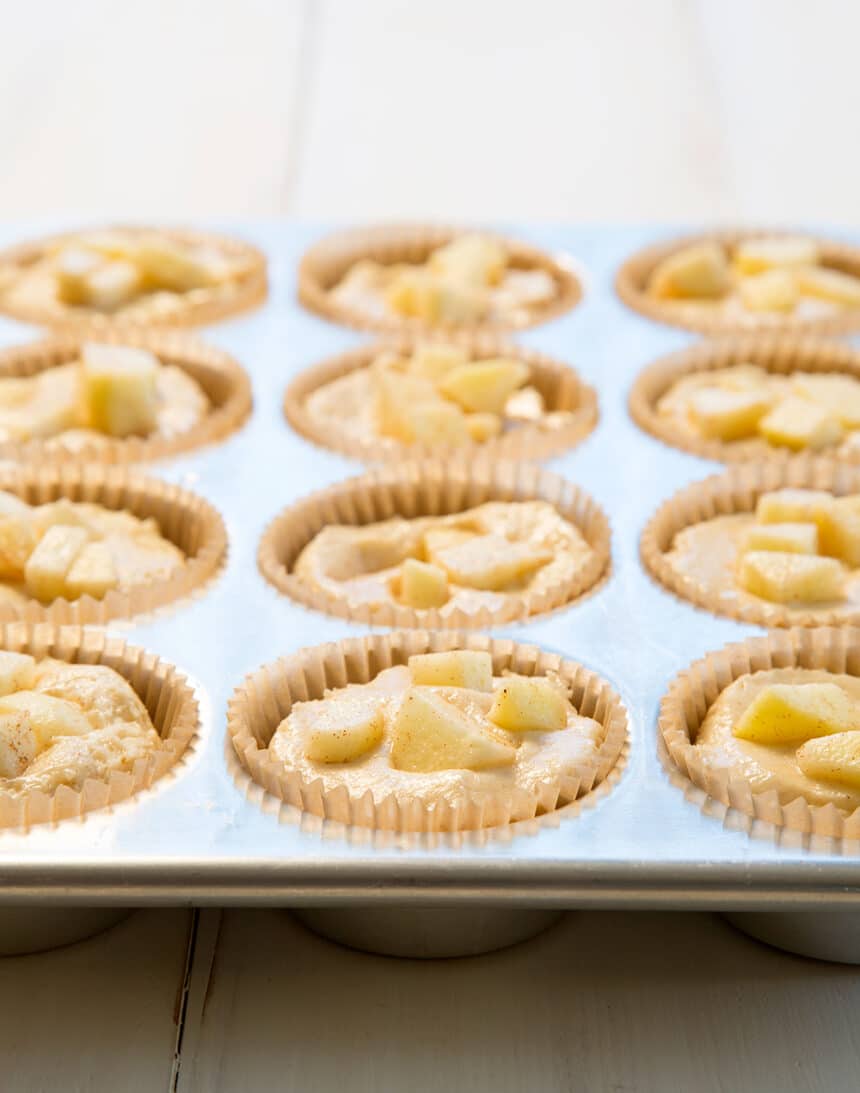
[259,459,611,628]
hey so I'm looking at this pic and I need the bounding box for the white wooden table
[1,2,859,1089]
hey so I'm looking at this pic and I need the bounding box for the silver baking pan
[0,221,858,961]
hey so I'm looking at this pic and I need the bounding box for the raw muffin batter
[0,651,161,795]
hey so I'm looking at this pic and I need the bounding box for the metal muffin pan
[0,222,858,962]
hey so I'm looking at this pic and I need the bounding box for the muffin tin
[0,223,858,962]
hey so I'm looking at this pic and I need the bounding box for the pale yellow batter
[663,512,860,621]
[293,501,593,619]
[695,667,860,812]
[0,493,185,610]
[0,654,160,795]
[270,664,604,810]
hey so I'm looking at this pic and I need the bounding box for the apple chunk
[488,676,570,732]
[734,682,860,745]
[738,551,845,604]
[390,688,515,772]
[302,695,385,764]
[398,558,449,609]
[408,650,493,692]
[797,731,860,789]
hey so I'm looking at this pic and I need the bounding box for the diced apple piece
[435,534,552,591]
[688,387,772,441]
[734,682,860,745]
[791,373,860,428]
[24,525,89,603]
[65,542,118,600]
[756,489,835,531]
[399,558,449,609]
[302,695,385,764]
[734,236,819,275]
[428,234,507,287]
[0,651,36,698]
[743,522,818,555]
[79,343,159,438]
[373,369,440,441]
[55,248,104,305]
[738,550,845,604]
[0,516,38,580]
[385,270,487,322]
[797,730,860,789]
[738,269,799,313]
[822,497,860,566]
[0,710,36,777]
[405,402,471,447]
[465,412,502,442]
[505,386,545,421]
[390,687,515,772]
[409,650,493,692]
[647,243,731,300]
[796,267,860,308]
[133,238,218,292]
[422,527,477,566]
[439,359,530,414]
[0,691,90,747]
[758,397,843,450]
[488,675,569,732]
[83,260,142,311]
[409,343,468,381]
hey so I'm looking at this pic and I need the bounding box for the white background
[1,2,859,1090]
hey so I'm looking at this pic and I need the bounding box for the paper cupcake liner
[641,456,860,628]
[616,228,860,336]
[227,631,629,834]
[0,225,267,333]
[297,223,582,334]
[283,335,598,465]
[0,463,226,626]
[259,459,611,628]
[0,622,199,831]
[659,628,860,840]
[0,330,252,464]
[629,334,860,464]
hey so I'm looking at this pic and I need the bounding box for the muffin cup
[616,228,860,336]
[0,463,227,626]
[641,456,860,628]
[0,622,199,830]
[629,334,860,464]
[284,335,598,464]
[659,628,860,840]
[0,331,252,463]
[259,459,611,628]
[0,225,267,332]
[297,222,582,334]
[227,631,628,834]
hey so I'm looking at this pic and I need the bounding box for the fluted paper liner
[616,228,860,336]
[284,335,598,464]
[0,331,251,464]
[0,463,226,625]
[298,223,582,334]
[259,460,611,628]
[659,628,860,840]
[0,623,199,831]
[0,225,267,333]
[228,631,628,834]
[642,456,860,628]
[629,334,860,464]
